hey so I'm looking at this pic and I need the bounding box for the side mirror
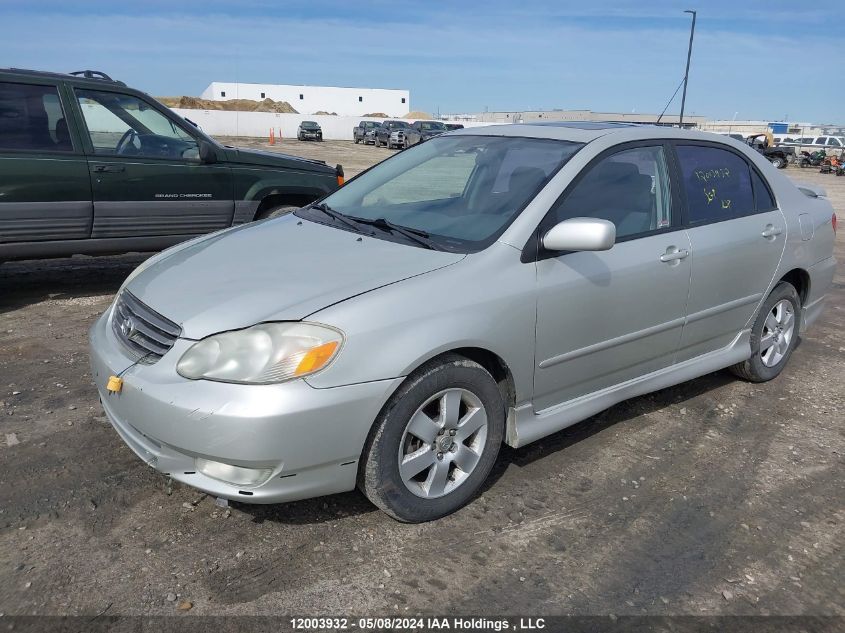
[199,140,217,164]
[542,217,616,252]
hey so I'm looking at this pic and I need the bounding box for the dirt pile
[363,112,389,118]
[156,96,299,114]
[404,110,431,120]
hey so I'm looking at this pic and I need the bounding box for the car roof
[449,121,751,145]
[0,67,127,87]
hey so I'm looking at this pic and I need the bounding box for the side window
[0,82,73,152]
[828,138,841,147]
[814,137,827,145]
[549,145,672,239]
[75,89,198,160]
[676,145,754,224]
[751,169,777,212]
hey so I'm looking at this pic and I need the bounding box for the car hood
[125,216,465,339]
[224,147,331,173]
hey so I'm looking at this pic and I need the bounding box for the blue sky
[2,0,843,122]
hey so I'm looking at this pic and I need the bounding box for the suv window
[0,82,73,152]
[676,145,754,224]
[548,145,672,239]
[828,137,841,147]
[75,88,198,160]
[814,137,827,145]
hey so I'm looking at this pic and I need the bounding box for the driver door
[72,87,233,239]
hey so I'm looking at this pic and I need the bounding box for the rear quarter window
[676,145,755,224]
[0,81,73,152]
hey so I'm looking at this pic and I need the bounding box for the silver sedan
[89,123,837,522]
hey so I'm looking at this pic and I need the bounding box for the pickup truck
[373,120,413,149]
[402,120,449,148]
[353,120,381,145]
[746,133,794,169]
[0,68,343,262]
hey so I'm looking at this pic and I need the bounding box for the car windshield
[301,121,319,128]
[420,122,447,131]
[303,135,582,252]
[388,121,411,128]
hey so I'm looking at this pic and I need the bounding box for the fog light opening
[195,458,273,487]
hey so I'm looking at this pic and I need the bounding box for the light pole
[678,9,696,128]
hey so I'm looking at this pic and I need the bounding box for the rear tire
[257,204,299,220]
[729,282,801,382]
[770,155,785,169]
[359,354,505,522]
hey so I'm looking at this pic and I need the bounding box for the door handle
[761,225,783,238]
[92,164,125,173]
[659,247,689,263]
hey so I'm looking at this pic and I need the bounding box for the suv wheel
[770,155,785,169]
[729,281,801,382]
[257,204,299,220]
[359,354,505,522]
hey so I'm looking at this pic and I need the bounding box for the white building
[200,82,410,117]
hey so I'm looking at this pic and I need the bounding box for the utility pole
[679,9,696,128]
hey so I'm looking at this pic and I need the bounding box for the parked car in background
[0,68,342,262]
[445,123,465,131]
[374,120,412,148]
[402,120,449,148]
[90,123,836,522]
[297,121,323,141]
[353,120,381,144]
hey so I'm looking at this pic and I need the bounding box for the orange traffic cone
[269,128,275,145]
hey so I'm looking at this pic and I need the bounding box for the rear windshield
[309,135,582,252]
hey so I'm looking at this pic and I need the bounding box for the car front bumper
[89,308,403,503]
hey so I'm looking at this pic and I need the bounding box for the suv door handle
[761,224,783,238]
[92,164,125,173]
[659,247,689,263]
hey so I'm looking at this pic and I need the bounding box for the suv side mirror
[199,140,217,164]
[542,218,616,252]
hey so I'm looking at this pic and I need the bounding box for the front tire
[729,281,801,382]
[770,155,785,169]
[257,204,299,220]
[359,354,505,522]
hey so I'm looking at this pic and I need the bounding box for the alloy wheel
[760,299,795,367]
[397,388,488,499]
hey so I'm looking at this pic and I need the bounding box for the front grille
[111,291,181,363]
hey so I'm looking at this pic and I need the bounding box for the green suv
[0,69,343,261]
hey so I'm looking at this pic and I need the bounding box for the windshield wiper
[310,202,361,232]
[349,216,441,250]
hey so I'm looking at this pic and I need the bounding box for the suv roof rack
[69,70,117,82]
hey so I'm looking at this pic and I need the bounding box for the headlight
[176,322,343,384]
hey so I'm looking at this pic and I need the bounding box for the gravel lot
[0,139,842,619]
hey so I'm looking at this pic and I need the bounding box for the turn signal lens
[295,341,339,376]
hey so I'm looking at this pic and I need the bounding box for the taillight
[336,164,345,187]
[833,213,838,234]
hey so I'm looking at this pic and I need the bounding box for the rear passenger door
[71,87,233,239]
[673,144,786,362]
[0,79,92,243]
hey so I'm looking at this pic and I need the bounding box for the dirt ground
[0,140,843,620]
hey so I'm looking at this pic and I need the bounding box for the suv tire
[258,205,299,220]
[359,354,505,522]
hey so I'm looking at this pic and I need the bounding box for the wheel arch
[778,268,810,305]
[393,346,517,415]
[253,191,323,220]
